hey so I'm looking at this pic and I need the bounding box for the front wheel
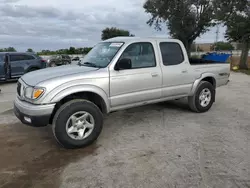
[52,99,103,149]
[188,81,215,113]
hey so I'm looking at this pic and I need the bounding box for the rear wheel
[188,81,215,113]
[49,62,56,67]
[52,99,103,149]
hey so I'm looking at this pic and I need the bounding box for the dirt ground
[0,72,249,188]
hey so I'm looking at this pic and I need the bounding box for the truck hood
[21,65,98,86]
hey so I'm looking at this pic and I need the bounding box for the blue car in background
[0,52,47,81]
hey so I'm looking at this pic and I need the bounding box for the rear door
[10,54,23,77]
[10,54,36,77]
[158,41,195,97]
[0,54,5,80]
[109,41,162,108]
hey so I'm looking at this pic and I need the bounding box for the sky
[0,0,226,51]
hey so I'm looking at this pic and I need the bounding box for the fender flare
[189,73,216,96]
[50,84,110,113]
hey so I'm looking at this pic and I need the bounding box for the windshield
[80,42,124,68]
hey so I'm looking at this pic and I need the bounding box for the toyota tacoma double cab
[14,37,230,149]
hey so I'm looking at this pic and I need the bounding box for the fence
[191,50,250,57]
[40,54,85,60]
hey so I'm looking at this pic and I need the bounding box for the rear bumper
[14,97,55,127]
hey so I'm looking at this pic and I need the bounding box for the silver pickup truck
[14,37,230,148]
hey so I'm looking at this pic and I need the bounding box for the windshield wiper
[83,62,98,67]
[78,61,102,68]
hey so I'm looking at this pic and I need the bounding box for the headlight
[24,87,33,99]
[24,87,45,100]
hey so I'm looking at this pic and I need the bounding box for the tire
[49,62,56,67]
[52,99,103,149]
[188,81,215,113]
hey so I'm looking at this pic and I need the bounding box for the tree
[143,0,217,56]
[143,0,246,57]
[211,41,234,51]
[101,27,134,40]
[37,47,93,55]
[68,47,76,54]
[224,2,250,69]
[27,48,34,53]
[0,47,16,52]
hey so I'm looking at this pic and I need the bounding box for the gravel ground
[0,72,249,188]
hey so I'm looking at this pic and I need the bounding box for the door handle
[151,73,158,77]
[182,70,188,73]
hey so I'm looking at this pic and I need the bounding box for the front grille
[17,81,21,96]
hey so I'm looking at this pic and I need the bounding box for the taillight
[41,59,47,63]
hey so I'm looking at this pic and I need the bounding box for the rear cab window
[159,42,184,66]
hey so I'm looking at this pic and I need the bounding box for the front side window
[0,55,4,62]
[119,42,156,69]
[80,42,124,68]
[160,42,184,66]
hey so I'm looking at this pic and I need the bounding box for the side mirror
[115,58,132,71]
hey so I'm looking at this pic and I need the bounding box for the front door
[109,42,162,108]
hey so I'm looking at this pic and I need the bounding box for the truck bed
[189,58,230,88]
[189,58,228,65]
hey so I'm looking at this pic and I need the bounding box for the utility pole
[214,24,220,51]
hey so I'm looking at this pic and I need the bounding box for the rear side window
[62,55,70,59]
[10,54,35,61]
[23,55,35,60]
[160,42,184,66]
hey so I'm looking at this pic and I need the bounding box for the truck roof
[104,37,181,43]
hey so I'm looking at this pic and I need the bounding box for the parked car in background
[0,52,47,81]
[14,37,230,149]
[71,56,80,61]
[47,55,71,67]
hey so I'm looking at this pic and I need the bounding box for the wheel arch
[189,73,216,96]
[49,86,110,124]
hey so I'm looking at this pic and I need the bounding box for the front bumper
[14,97,55,127]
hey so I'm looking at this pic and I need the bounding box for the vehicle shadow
[0,98,191,188]
[123,98,191,114]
